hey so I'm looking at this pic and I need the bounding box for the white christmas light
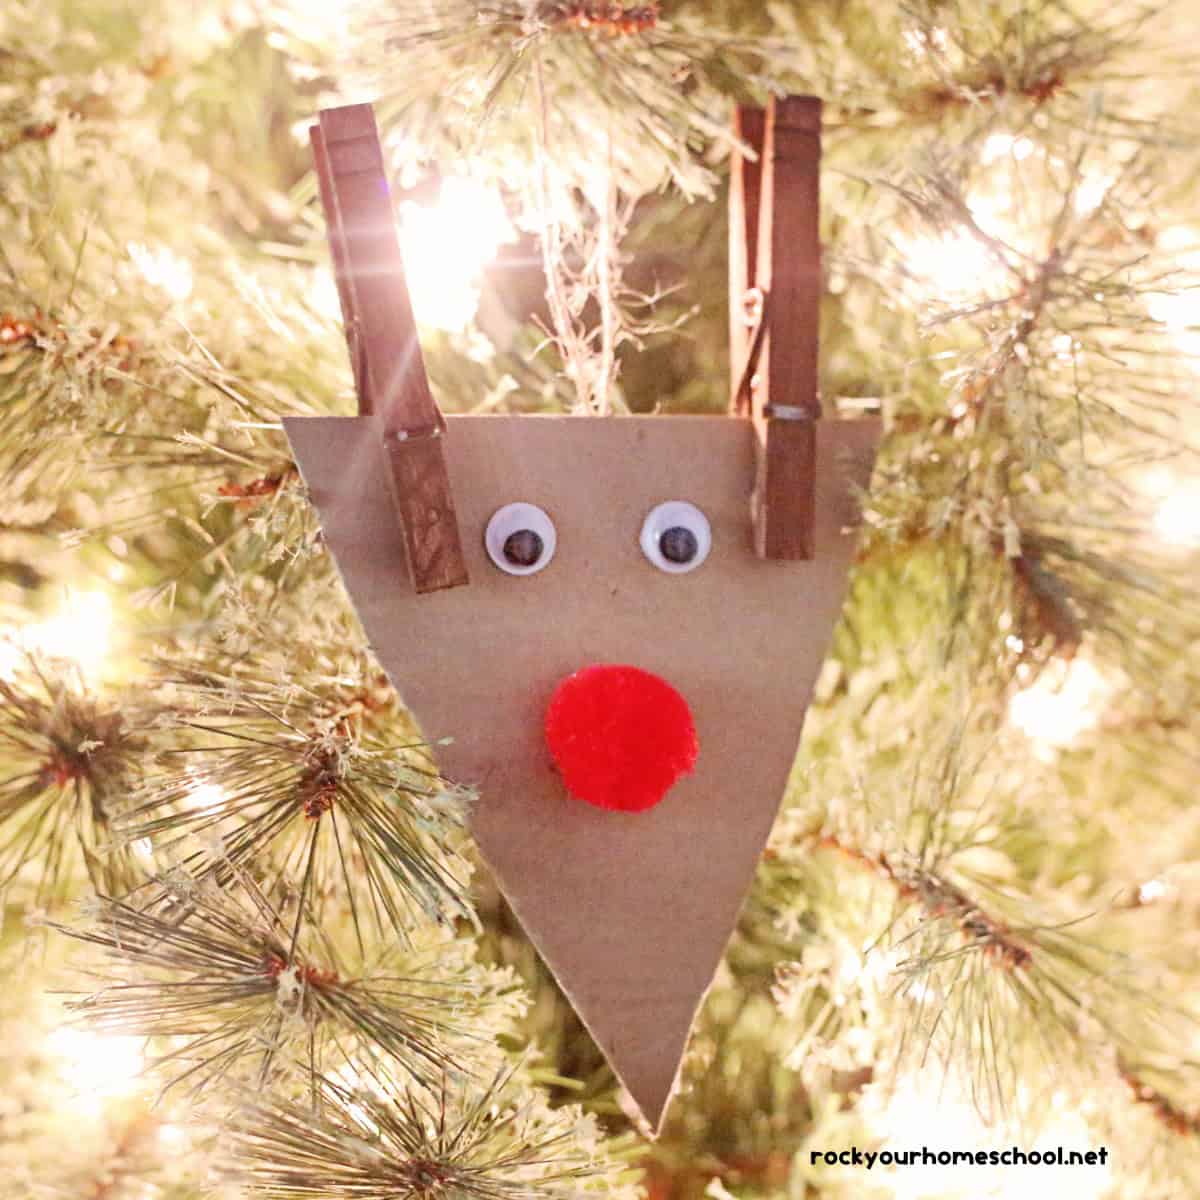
[0,637,23,680]
[1146,226,1200,364]
[1073,170,1113,216]
[311,265,342,323]
[0,591,114,680]
[1154,487,1200,546]
[1138,466,1200,547]
[33,591,113,673]
[1008,657,1111,760]
[865,1078,1111,1200]
[270,0,356,44]
[902,25,949,57]
[982,133,1035,164]
[127,241,194,303]
[157,1122,189,1150]
[327,1062,383,1133]
[900,194,1019,305]
[1051,333,1075,361]
[1147,292,1200,362]
[186,781,227,814]
[902,230,1003,303]
[45,1028,144,1115]
[397,178,516,332]
[1146,287,1200,334]
[1137,877,1168,904]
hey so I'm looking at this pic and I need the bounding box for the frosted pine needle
[226,1062,604,1200]
[53,876,510,1101]
[0,654,148,903]
[113,655,476,948]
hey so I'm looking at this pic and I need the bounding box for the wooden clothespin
[729,95,823,560]
[310,103,469,593]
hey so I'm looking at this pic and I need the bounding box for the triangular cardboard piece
[284,413,878,1132]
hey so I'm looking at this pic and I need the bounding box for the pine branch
[112,646,477,950]
[224,1061,612,1200]
[773,0,1186,139]
[51,876,518,1102]
[364,0,764,196]
[0,653,150,903]
[841,114,1200,692]
[809,833,1032,972]
[1119,1057,1200,1139]
[771,712,1195,1123]
[345,0,782,412]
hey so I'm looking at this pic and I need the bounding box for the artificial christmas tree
[2,1,1200,1198]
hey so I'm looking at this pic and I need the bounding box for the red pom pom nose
[544,664,699,813]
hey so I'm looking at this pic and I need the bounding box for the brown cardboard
[284,413,878,1132]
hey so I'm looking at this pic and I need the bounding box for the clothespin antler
[729,95,823,560]
[310,104,469,594]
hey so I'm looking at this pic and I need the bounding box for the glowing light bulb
[127,242,193,303]
[1146,289,1200,332]
[271,0,356,43]
[397,178,516,332]
[1154,487,1200,545]
[1008,657,1111,760]
[311,266,342,323]
[1073,170,1113,216]
[865,1079,1111,1200]
[0,637,23,680]
[899,194,1018,306]
[1137,877,1168,904]
[902,25,949,57]
[186,782,226,814]
[1146,226,1200,365]
[901,230,1007,303]
[1138,466,1200,547]
[157,1123,189,1150]
[33,591,113,676]
[45,1028,145,1115]
[327,1062,382,1133]
[1147,292,1200,362]
[982,134,1036,164]
[0,591,114,680]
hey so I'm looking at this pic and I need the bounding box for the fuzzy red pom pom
[544,664,698,813]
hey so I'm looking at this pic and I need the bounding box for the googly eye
[485,503,557,576]
[640,501,711,574]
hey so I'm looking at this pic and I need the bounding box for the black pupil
[503,529,543,567]
[660,525,698,564]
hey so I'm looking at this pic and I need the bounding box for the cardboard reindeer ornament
[286,99,880,1132]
